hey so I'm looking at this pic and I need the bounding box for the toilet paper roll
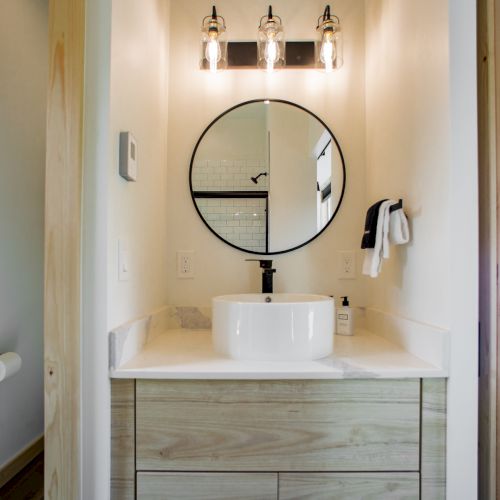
[0,352,22,383]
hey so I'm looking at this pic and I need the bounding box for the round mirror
[190,99,346,255]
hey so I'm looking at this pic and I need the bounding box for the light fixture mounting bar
[201,41,316,70]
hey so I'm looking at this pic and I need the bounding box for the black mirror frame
[189,98,346,255]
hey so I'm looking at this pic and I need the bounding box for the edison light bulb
[264,35,279,72]
[206,36,221,73]
[320,32,335,73]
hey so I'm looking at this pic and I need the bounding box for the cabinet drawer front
[137,472,277,499]
[136,380,420,472]
[279,473,419,499]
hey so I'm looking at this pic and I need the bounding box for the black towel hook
[389,199,403,213]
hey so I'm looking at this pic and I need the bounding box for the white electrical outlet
[339,251,356,279]
[177,251,195,279]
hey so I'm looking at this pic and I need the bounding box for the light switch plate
[118,239,129,281]
[119,131,137,181]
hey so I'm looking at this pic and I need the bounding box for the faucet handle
[245,259,273,269]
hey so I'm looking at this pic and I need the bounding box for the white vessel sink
[212,293,334,361]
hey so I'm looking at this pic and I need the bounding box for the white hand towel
[382,200,399,259]
[383,206,410,259]
[362,200,395,278]
[389,207,410,245]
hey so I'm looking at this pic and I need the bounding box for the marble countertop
[110,328,448,380]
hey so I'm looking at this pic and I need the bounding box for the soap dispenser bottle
[336,296,354,336]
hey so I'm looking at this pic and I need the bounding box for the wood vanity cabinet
[111,378,445,500]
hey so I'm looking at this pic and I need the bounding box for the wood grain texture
[478,1,498,499]
[279,472,419,500]
[45,0,85,498]
[0,436,44,488]
[111,380,135,500]
[495,3,500,499]
[421,379,446,499]
[136,379,420,472]
[137,472,277,500]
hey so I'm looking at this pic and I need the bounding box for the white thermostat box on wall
[119,131,137,181]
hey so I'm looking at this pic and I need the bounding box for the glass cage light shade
[257,7,285,72]
[316,10,343,72]
[200,7,228,72]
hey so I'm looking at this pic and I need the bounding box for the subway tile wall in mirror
[196,198,267,252]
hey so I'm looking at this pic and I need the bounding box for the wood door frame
[495,0,500,496]
[45,0,85,497]
[478,0,499,499]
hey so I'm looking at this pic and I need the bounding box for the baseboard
[0,434,44,488]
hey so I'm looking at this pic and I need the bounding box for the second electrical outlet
[339,250,356,279]
[177,251,195,278]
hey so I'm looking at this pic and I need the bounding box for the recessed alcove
[78,0,478,497]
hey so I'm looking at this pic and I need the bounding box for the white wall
[447,0,478,497]
[108,0,170,330]
[82,0,112,497]
[0,0,47,468]
[364,0,451,328]
[166,0,366,306]
[268,104,318,252]
[364,1,478,497]
[81,1,171,497]
[196,104,268,162]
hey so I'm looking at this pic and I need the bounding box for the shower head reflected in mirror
[251,172,268,184]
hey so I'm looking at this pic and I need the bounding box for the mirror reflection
[190,100,345,254]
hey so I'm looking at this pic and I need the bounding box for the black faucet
[246,259,276,294]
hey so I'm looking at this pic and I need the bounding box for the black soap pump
[336,296,354,336]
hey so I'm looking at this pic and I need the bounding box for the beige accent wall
[166,0,367,306]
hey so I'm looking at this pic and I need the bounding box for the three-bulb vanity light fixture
[200,5,343,73]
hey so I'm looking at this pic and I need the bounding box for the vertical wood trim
[478,1,498,499]
[494,0,500,495]
[478,1,499,498]
[421,379,446,499]
[45,0,85,498]
[111,380,136,500]
[495,1,500,497]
